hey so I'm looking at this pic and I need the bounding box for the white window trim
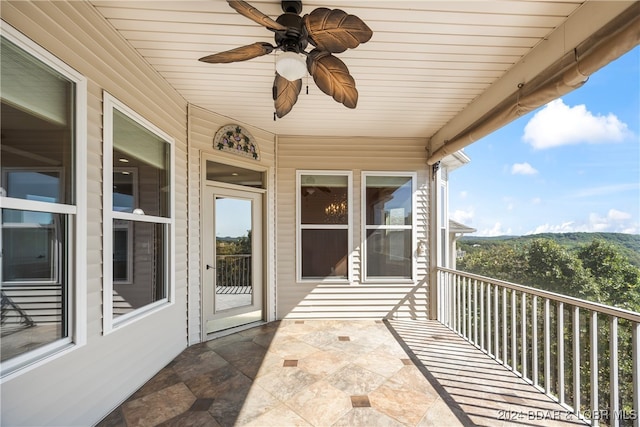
[361,171,417,283]
[102,92,175,334]
[0,22,87,382]
[296,170,353,283]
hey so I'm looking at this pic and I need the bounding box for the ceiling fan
[199,0,373,118]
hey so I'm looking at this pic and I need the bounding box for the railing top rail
[437,267,640,323]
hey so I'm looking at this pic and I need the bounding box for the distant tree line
[458,238,640,312]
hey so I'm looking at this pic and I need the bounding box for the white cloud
[608,208,631,221]
[531,197,542,205]
[523,99,631,149]
[511,162,538,175]
[451,208,474,224]
[572,183,640,198]
[479,222,512,237]
[459,191,468,199]
[526,209,637,234]
[527,221,578,234]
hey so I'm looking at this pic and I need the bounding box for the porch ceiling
[89,1,627,144]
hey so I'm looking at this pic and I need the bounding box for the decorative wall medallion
[213,124,259,160]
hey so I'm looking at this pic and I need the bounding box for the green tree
[522,239,600,301]
[576,239,640,311]
[458,243,526,283]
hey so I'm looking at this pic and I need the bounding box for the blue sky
[449,46,640,237]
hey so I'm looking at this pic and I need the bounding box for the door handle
[206,264,216,270]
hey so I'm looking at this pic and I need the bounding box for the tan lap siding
[276,136,430,320]
[2,2,188,426]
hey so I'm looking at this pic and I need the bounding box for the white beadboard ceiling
[90,0,618,140]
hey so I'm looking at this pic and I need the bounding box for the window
[0,26,86,376]
[103,93,174,331]
[363,173,415,280]
[297,172,352,281]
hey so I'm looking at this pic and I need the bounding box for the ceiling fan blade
[227,0,287,31]
[307,49,358,109]
[303,8,373,53]
[273,73,302,118]
[199,42,275,63]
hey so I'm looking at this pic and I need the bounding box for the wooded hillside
[459,232,640,267]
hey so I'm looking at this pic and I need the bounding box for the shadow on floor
[98,319,585,427]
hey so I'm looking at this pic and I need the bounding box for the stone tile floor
[98,319,585,427]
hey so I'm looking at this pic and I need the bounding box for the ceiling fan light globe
[276,52,307,81]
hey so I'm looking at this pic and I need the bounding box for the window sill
[105,298,172,334]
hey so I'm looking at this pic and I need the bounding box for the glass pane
[113,222,130,282]
[215,197,253,311]
[113,168,136,212]
[300,175,348,225]
[302,229,348,279]
[206,161,264,188]
[113,221,167,318]
[113,110,170,217]
[365,176,412,225]
[366,229,412,278]
[1,37,74,205]
[5,171,62,203]
[1,209,68,361]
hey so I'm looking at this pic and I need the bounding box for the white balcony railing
[216,254,252,294]
[437,267,640,427]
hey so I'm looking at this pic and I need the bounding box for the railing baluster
[511,290,517,371]
[522,292,527,379]
[448,274,456,331]
[533,295,538,388]
[494,284,499,359]
[544,298,550,395]
[448,272,452,326]
[558,301,565,405]
[590,311,599,427]
[462,276,467,338]
[456,274,461,333]
[435,267,640,426]
[473,279,478,345]
[573,306,581,416]
[486,283,492,357]
[480,281,485,350]
[633,321,639,427]
[610,316,619,427]
[502,287,507,364]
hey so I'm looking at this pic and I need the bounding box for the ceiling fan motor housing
[281,1,303,14]
[275,13,308,53]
